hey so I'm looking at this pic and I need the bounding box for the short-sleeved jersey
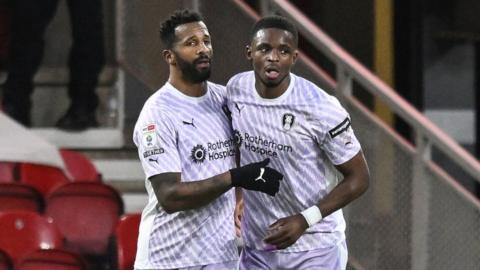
[133,82,238,269]
[227,71,362,252]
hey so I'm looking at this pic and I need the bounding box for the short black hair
[250,15,298,45]
[159,9,204,48]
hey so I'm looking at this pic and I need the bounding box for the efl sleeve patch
[329,118,351,138]
[141,124,158,149]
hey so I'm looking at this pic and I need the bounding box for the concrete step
[91,157,146,214]
[17,66,126,149]
[33,128,124,149]
[93,159,144,183]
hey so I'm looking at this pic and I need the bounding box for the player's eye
[259,47,269,53]
[280,47,291,55]
[186,40,197,46]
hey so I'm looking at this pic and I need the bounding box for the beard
[174,52,211,83]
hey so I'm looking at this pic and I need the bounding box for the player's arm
[316,151,369,217]
[234,187,244,236]
[234,144,244,236]
[150,158,283,214]
[264,152,369,249]
[150,171,231,214]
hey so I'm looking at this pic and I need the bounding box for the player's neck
[255,75,290,99]
[168,76,207,97]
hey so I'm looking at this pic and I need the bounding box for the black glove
[230,158,283,196]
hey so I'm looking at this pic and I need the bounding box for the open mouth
[265,66,280,80]
[195,58,211,69]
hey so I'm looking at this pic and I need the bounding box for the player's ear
[292,49,299,65]
[245,45,252,60]
[163,49,175,65]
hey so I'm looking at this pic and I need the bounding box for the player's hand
[230,158,283,196]
[234,198,244,237]
[263,214,308,249]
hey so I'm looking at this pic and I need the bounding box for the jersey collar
[164,81,210,103]
[252,73,295,103]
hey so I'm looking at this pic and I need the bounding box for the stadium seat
[0,162,16,182]
[0,211,63,265]
[17,249,88,270]
[60,149,101,182]
[18,163,68,196]
[46,182,124,256]
[112,213,141,270]
[0,250,13,270]
[0,183,44,213]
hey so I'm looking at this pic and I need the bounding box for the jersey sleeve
[133,106,182,179]
[311,96,362,165]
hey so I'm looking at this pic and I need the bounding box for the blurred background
[0,0,479,269]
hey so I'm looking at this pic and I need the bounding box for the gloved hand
[230,158,283,196]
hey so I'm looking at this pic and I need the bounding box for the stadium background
[0,0,479,269]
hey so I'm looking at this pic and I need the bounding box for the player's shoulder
[227,71,253,89]
[226,71,254,100]
[292,74,328,100]
[142,85,174,111]
[133,92,176,143]
[206,81,227,99]
[228,70,253,82]
[293,74,343,109]
[136,85,176,125]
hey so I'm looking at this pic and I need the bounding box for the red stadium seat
[0,162,16,182]
[114,213,141,270]
[17,249,88,270]
[18,163,68,196]
[59,149,101,182]
[0,211,63,265]
[0,250,13,270]
[46,182,124,256]
[0,183,44,213]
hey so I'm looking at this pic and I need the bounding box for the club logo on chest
[282,113,295,131]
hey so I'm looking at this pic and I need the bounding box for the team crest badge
[282,113,295,131]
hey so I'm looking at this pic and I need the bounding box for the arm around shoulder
[149,158,283,214]
[149,171,232,214]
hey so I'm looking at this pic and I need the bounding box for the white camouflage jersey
[133,82,238,269]
[227,71,362,252]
